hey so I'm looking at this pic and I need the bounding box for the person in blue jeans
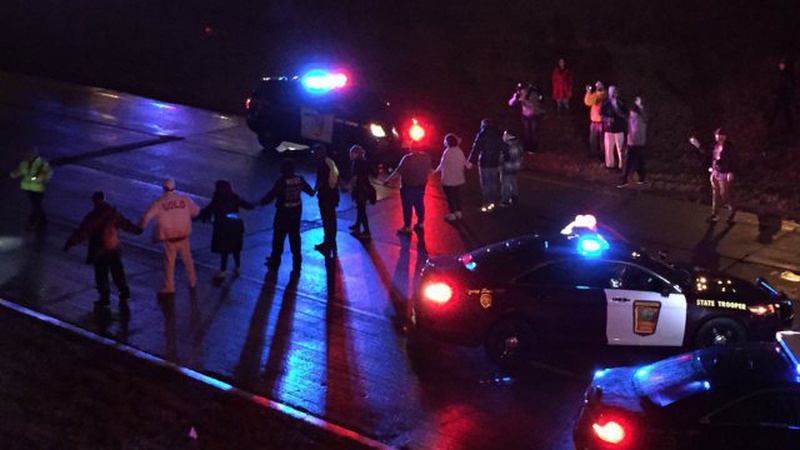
[384,148,432,235]
[469,119,505,212]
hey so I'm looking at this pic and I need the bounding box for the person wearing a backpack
[64,191,142,316]
[10,149,53,230]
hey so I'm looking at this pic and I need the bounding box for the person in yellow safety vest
[10,150,53,229]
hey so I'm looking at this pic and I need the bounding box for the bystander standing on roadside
[198,180,254,283]
[618,96,648,187]
[601,85,628,170]
[768,58,795,133]
[552,58,573,115]
[139,179,200,296]
[584,81,608,159]
[469,119,505,212]
[384,146,432,234]
[348,145,375,240]
[311,144,340,258]
[64,191,142,317]
[260,159,315,271]
[500,130,524,207]
[434,133,471,222]
[508,83,545,153]
[10,149,53,230]
[689,128,739,223]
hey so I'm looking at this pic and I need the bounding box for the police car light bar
[577,233,610,257]
[776,331,800,375]
[301,70,348,93]
[561,214,598,235]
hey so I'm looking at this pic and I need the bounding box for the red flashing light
[592,420,627,445]
[423,282,453,305]
[409,118,426,142]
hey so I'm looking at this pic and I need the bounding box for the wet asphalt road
[0,71,798,449]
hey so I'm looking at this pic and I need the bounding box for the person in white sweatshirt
[435,133,472,222]
[139,179,200,295]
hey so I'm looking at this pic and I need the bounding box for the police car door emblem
[479,289,493,309]
[633,300,661,336]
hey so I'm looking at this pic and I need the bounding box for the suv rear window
[634,353,710,407]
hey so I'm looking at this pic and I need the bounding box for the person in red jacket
[551,58,573,114]
[64,191,142,317]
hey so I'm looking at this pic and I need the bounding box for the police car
[573,331,800,450]
[245,68,408,168]
[411,215,794,368]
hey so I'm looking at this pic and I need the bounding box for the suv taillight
[592,420,626,444]
[423,282,453,305]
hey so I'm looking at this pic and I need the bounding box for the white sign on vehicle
[300,108,334,143]
[604,289,687,346]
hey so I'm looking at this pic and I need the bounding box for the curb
[0,298,394,450]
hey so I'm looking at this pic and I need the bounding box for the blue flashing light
[300,69,348,93]
[577,233,610,257]
[758,279,780,296]
[635,367,650,379]
[703,380,711,391]
[576,285,591,290]
[594,369,609,379]
[465,262,477,271]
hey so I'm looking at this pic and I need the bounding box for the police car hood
[687,269,771,302]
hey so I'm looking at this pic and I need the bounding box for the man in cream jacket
[139,179,200,295]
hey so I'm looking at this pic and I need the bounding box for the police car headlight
[748,304,776,316]
[369,123,387,138]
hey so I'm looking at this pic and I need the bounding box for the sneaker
[232,267,241,278]
[706,214,719,223]
[396,226,412,235]
[616,182,629,189]
[444,213,457,222]
[480,203,496,213]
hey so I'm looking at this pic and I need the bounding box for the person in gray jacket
[618,96,648,187]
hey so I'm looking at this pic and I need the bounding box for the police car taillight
[245,97,251,110]
[423,282,453,305]
[592,419,627,445]
[409,118,426,142]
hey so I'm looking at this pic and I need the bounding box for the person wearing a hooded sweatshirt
[10,149,53,229]
[198,180,254,282]
[64,191,142,316]
[600,85,628,170]
[139,179,200,295]
[260,159,315,271]
[469,119,505,212]
[768,58,795,132]
[618,96,648,187]
[584,81,608,159]
[500,130,524,207]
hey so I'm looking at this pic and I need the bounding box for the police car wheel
[694,318,746,348]
[484,318,536,369]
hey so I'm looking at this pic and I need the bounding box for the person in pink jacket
[139,179,200,295]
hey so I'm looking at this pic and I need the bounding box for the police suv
[411,215,794,368]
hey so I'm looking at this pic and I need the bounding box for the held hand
[688,137,700,148]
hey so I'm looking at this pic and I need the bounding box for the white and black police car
[573,331,800,450]
[246,67,424,170]
[411,215,794,368]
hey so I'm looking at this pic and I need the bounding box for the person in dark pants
[199,180,254,282]
[10,149,53,230]
[63,191,142,317]
[260,159,315,271]
[348,145,375,239]
[469,119,505,212]
[768,58,795,132]
[618,96,648,187]
[434,133,471,221]
[384,147,432,234]
[508,83,546,153]
[311,144,340,258]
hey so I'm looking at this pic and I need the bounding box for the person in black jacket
[689,128,739,223]
[199,180,254,282]
[63,191,142,316]
[348,145,374,240]
[311,144,340,258]
[601,86,628,170]
[768,58,795,132]
[260,159,315,271]
[468,119,504,212]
